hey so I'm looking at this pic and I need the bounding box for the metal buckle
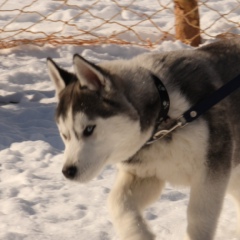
[146,115,187,145]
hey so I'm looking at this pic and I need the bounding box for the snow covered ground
[0,1,240,240]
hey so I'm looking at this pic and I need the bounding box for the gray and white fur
[47,39,240,240]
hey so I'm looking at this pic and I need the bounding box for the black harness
[146,72,240,145]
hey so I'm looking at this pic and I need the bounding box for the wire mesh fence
[0,0,240,49]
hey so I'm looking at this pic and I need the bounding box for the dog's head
[47,55,152,182]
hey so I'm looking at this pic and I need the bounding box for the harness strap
[151,74,170,123]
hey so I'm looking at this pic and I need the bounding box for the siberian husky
[47,39,240,240]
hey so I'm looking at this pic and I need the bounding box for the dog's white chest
[121,121,209,186]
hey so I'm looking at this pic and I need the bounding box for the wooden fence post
[174,0,201,46]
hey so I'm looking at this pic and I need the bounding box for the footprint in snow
[99,231,110,240]
[74,204,88,219]
[103,187,110,194]
[145,211,158,220]
[161,191,186,202]
[76,204,87,210]
[5,187,19,198]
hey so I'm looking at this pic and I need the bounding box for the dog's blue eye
[83,125,96,137]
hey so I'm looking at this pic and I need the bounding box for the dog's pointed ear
[47,58,75,98]
[73,54,108,91]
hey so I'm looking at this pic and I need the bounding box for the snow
[0,1,239,240]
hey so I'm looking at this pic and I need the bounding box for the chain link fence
[0,0,240,49]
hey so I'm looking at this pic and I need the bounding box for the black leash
[147,72,240,145]
[182,73,240,123]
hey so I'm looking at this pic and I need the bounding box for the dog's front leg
[185,172,230,240]
[108,169,164,240]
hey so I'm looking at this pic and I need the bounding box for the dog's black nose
[62,166,77,179]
